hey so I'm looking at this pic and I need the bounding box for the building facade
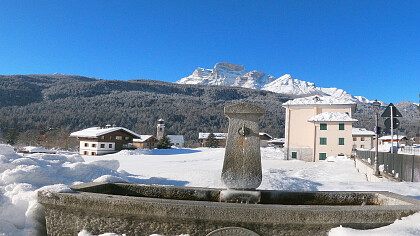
[70,126,141,155]
[282,96,357,162]
[133,135,158,149]
[352,128,375,150]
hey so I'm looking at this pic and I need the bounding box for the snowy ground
[1,145,420,236]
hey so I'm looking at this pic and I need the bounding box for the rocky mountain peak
[213,62,245,72]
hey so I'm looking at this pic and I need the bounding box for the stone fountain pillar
[221,103,264,203]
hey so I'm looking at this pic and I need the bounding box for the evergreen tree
[205,133,218,148]
[6,128,18,145]
[157,134,171,149]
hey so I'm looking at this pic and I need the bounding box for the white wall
[80,141,115,155]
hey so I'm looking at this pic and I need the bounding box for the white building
[379,135,408,150]
[167,135,185,148]
[352,128,375,150]
[282,96,357,161]
[70,126,141,155]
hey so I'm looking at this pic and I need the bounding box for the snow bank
[0,145,142,235]
[1,145,420,235]
[114,149,152,155]
[329,212,420,235]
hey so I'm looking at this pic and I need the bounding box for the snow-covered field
[1,144,420,236]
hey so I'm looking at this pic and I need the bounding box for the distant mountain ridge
[176,62,385,104]
[0,73,418,148]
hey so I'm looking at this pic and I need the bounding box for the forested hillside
[0,75,290,148]
[0,74,418,149]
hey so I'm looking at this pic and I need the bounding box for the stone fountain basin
[38,182,420,236]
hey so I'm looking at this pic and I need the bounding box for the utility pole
[391,104,394,154]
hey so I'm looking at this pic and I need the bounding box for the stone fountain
[38,102,420,236]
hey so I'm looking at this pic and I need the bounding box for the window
[109,144,113,148]
[339,138,345,145]
[101,136,105,140]
[125,137,130,140]
[84,143,88,147]
[83,151,88,155]
[361,145,365,148]
[116,136,122,140]
[292,152,297,159]
[353,137,357,141]
[100,144,105,148]
[92,143,96,148]
[91,152,96,156]
[320,123,327,130]
[339,123,344,130]
[320,137,327,145]
[361,137,365,141]
[319,153,327,160]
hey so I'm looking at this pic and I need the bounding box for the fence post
[412,155,415,182]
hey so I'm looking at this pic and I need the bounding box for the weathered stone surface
[38,183,420,236]
[206,227,260,236]
[222,103,264,190]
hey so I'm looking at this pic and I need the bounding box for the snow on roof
[199,133,227,140]
[70,127,141,138]
[167,135,184,143]
[308,112,357,122]
[352,128,375,136]
[379,135,407,140]
[133,135,155,143]
[259,132,273,139]
[283,95,356,106]
[268,138,285,143]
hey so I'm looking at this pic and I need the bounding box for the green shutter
[320,123,327,130]
[339,123,345,130]
[339,138,345,145]
[292,152,297,159]
[319,153,327,160]
[320,137,327,145]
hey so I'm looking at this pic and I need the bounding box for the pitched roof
[199,133,227,140]
[308,112,358,122]
[70,127,141,138]
[133,135,156,143]
[259,132,273,139]
[283,95,356,106]
[379,135,407,141]
[167,135,184,143]
[352,128,375,136]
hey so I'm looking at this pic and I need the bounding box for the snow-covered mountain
[176,62,275,89]
[176,62,380,104]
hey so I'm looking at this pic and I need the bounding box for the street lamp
[372,99,381,175]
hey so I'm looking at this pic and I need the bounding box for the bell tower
[157,119,165,140]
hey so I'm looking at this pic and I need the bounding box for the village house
[379,135,408,149]
[199,132,273,147]
[282,96,357,162]
[132,135,158,149]
[199,133,228,147]
[167,135,185,148]
[268,138,285,147]
[352,128,375,150]
[259,133,273,147]
[70,125,141,155]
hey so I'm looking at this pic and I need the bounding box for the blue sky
[0,1,419,103]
